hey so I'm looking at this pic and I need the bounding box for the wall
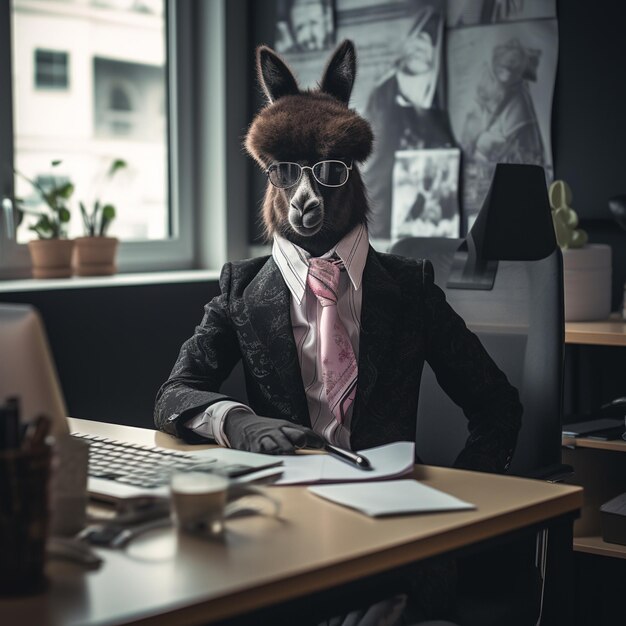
[553,0,626,310]
[553,0,626,414]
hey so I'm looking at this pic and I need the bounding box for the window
[0,0,201,277]
[34,49,69,89]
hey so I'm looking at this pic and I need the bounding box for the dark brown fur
[246,93,373,167]
[244,41,374,255]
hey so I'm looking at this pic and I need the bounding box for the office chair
[391,163,567,479]
[391,164,570,626]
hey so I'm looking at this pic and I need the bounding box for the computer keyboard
[72,432,258,489]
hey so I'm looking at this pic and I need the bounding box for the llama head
[245,40,373,256]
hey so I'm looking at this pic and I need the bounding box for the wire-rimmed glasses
[266,160,353,189]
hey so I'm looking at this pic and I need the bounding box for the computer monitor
[0,303,69,436]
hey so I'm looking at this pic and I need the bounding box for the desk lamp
[447,163,556,290]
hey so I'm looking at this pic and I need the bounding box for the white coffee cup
[170,472,230,536]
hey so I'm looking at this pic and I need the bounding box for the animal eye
[268,163,301,188]
[313,161,350,186]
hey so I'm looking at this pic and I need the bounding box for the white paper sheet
[272,441,415,486]
[308,479,475,517]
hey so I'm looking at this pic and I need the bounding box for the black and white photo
[391,148,461,239]
[446,0,556,28]
[359,0,456,240]
[275,0,336,53]
[447,18,558,224]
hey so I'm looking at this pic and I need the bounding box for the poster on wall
[275,0,455,246]
[391,148,461,239]
[446,0,556,28]
[275,0,336,53]
[358,0,457,243]
[269,0,558,243]
[446,4,558,227]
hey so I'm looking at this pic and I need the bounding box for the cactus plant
[549,180,588,249]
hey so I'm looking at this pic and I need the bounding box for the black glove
[224,410,325,454]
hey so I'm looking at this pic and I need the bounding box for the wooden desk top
[565,318,626,346]
[562,435,626,453]
[0,419,582,626]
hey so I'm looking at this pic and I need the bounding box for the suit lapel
[243,258,311,428]
[353,249,402,431]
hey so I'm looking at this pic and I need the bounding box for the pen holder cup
[0,445,52,596]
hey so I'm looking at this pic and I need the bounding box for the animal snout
[290,196,321,216]
[288,194,323,234]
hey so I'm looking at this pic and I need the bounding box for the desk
[565,318,626,347]
[0,419,582,626]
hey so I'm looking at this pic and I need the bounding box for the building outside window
[34,49,69,89]
[0,0,211,279]
[11,0,168,244]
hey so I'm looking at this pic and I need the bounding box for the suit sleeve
[422,260,522,473]
[154,263,243,442]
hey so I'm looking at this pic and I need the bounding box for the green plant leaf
[51,159,62,167]
[79,201,93,235]
[32,215,54,237]
[108,159,127,177]
[56,182,74,199]
[58,207,71,223]
[100,204,116,236]
[101,204,116,220]
[14,168,50,205]
[43,191,57,211]
[29,224,48,239]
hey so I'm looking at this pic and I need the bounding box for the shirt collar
[272,223,369,304]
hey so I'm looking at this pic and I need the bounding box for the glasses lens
[313,161,349,187]
[268,163,301,188]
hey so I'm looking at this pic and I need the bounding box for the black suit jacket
[155,248,522,472]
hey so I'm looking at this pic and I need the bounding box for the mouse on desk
[47,537,103,569]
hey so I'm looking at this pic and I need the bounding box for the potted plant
[74,159,127,276]
[14,160,75,278]
[550,180,612,321]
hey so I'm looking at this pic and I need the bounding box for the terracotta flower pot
[73,237,119,276]
[28,239,75,279]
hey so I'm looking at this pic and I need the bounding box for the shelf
[565,318,626,347]
[0,269,220,293]
[562,436,626,453]
[574,535,626,560]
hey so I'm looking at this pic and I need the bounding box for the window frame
[34,48,70,90]
[0,0,198,279]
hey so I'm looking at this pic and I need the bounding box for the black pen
[325,443,372,470]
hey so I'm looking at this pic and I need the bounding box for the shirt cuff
[185,400,253,447]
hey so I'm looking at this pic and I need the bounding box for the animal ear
[319,40,356,105]
[256,45,299,103]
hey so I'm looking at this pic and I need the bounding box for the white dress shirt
[186,223,369,449]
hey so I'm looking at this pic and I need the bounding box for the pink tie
[307,258,358,423]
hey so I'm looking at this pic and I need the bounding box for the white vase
[562,244,612,322]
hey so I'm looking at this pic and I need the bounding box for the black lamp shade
[469,163,557,261]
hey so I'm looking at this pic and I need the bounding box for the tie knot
[307,257,341,306]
